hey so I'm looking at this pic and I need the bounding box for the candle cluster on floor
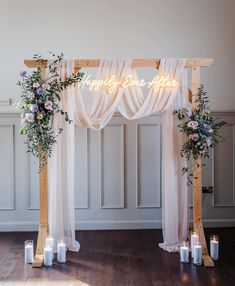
[180,232,219,265]
[24,235,67,266]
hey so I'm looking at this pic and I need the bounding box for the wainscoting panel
[0,111,235,231]
[0,124,14,210]
[213,113,235,207]
[75,127,89,209]
[25,154,39,210]
[136,124,161,208]
[100,124,124,209]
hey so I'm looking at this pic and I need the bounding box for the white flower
[25,113,35,122]
[187,121,198,129]
[33,82,40,88]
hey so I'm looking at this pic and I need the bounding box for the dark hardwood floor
[0,228,234,286]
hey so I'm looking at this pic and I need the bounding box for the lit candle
[43,247,53,266]
[45,235,54,259]
[193,240,202,265]
[180,241,189,263]
[57,239,66,263]
[24,240,34,264]
[190,232,199,258]
[210,235,219,261]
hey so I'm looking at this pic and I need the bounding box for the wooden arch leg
[192,65,214,267]
[32,162,48,267]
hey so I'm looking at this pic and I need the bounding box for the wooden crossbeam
[24,58,213,71]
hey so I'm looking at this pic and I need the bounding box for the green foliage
[18,53,84,171]
[176,85,226,184]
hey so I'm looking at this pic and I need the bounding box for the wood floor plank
[0,229,235,286]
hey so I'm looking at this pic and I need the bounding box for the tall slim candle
[45,235,54,259]
[57,239,66,263]
[180,241,189,263]
[43,247,53,266]
[190,232,199,258]
[24,240,34,264]
[193,240,202,265]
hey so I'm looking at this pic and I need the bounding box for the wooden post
[32,71,49,267]
[192,65,214,267]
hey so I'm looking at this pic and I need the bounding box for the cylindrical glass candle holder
[45,235,54,260]
[57,238,67,263]
[180,241,189,263]
[210,235,219,261]
[24,240,34,264]
[190,231,199,258]
[43,246,53,266]
[193,239,202,265]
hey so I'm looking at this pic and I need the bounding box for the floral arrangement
[176,85,226,184]
[17,53,84,170]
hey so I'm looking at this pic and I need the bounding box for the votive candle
[210,235,219,261]
[24,240,34,264]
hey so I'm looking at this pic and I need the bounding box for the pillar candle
[43,247,53,266]
[180,241,189,263]
[190,232,199,258]
[210,235,219,261]
[45,235,54,259]
[193,241,202,265]
[24,240,34,264]
[57,240,66,263]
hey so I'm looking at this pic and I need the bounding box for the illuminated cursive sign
[78,74,178,93]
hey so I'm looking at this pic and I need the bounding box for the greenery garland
[176,85,226,184]
[17,53,84,171]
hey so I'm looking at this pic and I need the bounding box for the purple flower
[20,71,27,78]
[25,113,35,122]
[27,92,35,100]
[206,138,212,147]
[187,121,198,129]
[186,110,192,117]
[37,86,46,95]
[191,133,199,142]
[44,100,53,110]
[30,104,39,113]
[203,124,211,133]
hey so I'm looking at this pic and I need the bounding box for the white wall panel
[75,127,89,209]
[136,124,161,208]
[25,154,39,210]
[0,124,14,210]
[213,115,235,207]
[100,124,124,209]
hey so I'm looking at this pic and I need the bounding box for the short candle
[210,235,219,261]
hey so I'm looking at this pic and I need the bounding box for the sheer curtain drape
[48,59,188,252]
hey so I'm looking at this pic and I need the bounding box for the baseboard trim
[0,219,234,232]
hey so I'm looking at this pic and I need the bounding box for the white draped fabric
[48,59,189,252]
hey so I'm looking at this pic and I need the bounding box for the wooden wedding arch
[24,58,214,268]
